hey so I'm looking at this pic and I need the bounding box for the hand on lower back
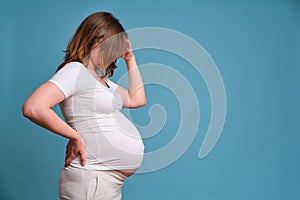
[64,136,86,167]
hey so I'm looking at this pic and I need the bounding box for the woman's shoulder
[63,61,84,69]
[56,61,84,75]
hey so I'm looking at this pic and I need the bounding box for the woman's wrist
[125,55,137,70]
[70,131,81,141]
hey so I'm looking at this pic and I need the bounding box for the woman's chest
[93,87,123,113]
[62,86,123,115]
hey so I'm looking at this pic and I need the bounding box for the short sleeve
[48,62,82,99]
[106,79,120,90]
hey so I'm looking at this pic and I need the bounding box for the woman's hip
[58,165,127,200]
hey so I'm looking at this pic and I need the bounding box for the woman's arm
[116,40,146,108]
[22,81,86,166]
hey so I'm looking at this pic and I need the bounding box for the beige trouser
[59,166,127,200]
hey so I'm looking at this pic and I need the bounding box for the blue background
[1,0,299,199]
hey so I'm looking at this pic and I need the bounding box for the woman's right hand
[64,136,86,167]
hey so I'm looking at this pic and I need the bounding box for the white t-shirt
[49,62,144,170]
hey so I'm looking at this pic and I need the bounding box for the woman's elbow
[22,101,40,119]
[140,99,147,107]
[22,102,32,118]
[135,99,147,108]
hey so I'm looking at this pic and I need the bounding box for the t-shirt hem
[69,163,141,171]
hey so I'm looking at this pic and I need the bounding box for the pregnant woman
[22,12,146,200]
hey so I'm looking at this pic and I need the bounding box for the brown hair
[56,12,128,77]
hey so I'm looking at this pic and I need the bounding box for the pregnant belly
[76,111,145,170]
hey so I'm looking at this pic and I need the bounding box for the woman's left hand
[121,39,135,63]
